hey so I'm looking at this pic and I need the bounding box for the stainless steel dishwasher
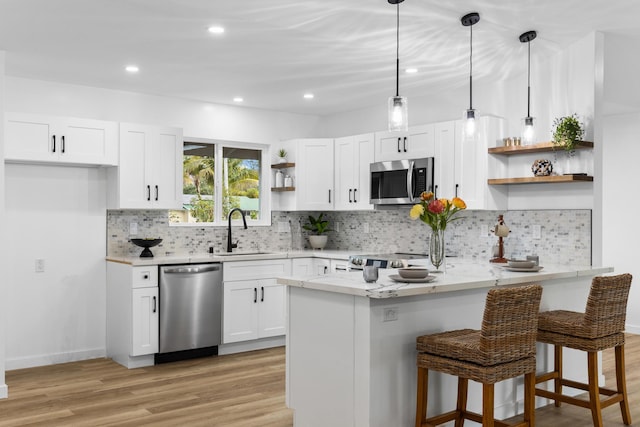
[157,263,222,362]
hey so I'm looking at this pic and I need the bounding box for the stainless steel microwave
[370,158,434,205]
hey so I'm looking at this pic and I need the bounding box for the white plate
[389,274,437,283]
[503,266,544,272]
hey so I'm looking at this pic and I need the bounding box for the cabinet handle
[403,137,408,152]
[397,137,401,153]
[434,184,438,200]
[254,288,257,303]
[455,183,459,197]
[324,266,328,274]
[147,185,151,201]
[261,286,264,302]
[349,189,353,203]
[354,188,357,203]
[52,135,56,153]
[152,296,157,313]
[61,135,65,154]
[155,185,159,201]
[328,189,331,203]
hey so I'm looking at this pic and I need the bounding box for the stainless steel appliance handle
[406,160,415,203]
[163,265,221,274]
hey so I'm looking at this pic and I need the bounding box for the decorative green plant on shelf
[278,148,287,158]
[302,213,331,235]
[552,114,584,152]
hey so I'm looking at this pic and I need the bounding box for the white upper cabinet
[334,133,374,210]
[374,124,435,162]
[434,116,507,210]
[108,123,183,209]
[5,112,117,166]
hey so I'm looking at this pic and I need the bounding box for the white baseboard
[0,383,7,399]
[625,324,640,335]
[6,348,106,371]
[219,336,285,355]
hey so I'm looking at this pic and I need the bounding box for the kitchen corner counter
[277,261,613,299]
[106,249,355,266]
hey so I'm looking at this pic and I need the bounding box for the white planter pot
[278,157,287,164]
[308,235,328,250]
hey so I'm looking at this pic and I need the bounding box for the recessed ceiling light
[233,97,243,102]
[303,93,314,99]
[208,26,225,34]
[125,65,139,73]
[405,68,418,74]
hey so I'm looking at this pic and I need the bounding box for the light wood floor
[1,334,638,426]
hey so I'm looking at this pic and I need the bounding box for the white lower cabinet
[107,262,159,368]
[292,257,330,276]
[223,259,291,344]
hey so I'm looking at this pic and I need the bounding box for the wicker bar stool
[415,284,543,427]
[535,273,633,427]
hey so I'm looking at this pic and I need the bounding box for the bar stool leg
[524,372,535,426]
[415,366,428,427]
[553,345,563,407]
[615,345,632,425]
[482,383,495,427]
[587,351,603,427]
[454,377,468,427]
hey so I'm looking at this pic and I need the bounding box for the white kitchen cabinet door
[257,280,286,338]
[223,280,259,343]
[112,123,183,209]
[292,258,314,276]
[313,259,331,275]
[296,138,334,210]
[374,124,435,162]
[131,287,159,356]
[334,133,374,210]
[434,121,456,199]
[5,112,117,166]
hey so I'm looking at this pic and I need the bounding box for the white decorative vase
[308,235,328,250]
[278,156,287,164]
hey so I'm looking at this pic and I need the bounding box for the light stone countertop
[106,249,356,266]
[277,260,614,299]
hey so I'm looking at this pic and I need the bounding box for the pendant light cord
[527,41,531,117]
[395,2,400,97]
[469,22,473,110]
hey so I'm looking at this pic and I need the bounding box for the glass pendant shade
[388,96,408,132]
[464,108,477,139]
[522,116,535,145]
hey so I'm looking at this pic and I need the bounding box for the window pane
[223,147,261,221]
[169,142,215,223]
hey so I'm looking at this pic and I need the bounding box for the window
[169,139,271,226]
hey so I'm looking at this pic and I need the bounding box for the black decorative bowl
[130,238,163,258]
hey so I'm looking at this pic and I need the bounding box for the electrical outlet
[480,224,489,237]
[129,222,138,235]
[363,223,370,234]
[383,307,398,322]
[277,221,290,232]
[532,224,541,239]
[35,259,45,273]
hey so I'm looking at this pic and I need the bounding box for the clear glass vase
[429,228,446,273]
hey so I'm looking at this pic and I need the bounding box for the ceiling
[1,0,640,117]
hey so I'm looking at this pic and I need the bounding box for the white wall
[0,51,8,397]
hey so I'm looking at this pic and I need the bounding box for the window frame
[170,137,271,227]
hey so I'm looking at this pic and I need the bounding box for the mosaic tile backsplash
[107,209,592,266]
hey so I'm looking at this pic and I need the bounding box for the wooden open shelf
[271,162,295,169]
[488,141,593,156]
[271,186,295,192]
[488,175,593,185]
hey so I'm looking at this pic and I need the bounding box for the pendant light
[520,30,537,145]
[388,0,408,132]
[461,12,480,139]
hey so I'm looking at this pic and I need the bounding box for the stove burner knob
[390,260,401,268]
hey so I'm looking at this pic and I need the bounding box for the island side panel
[287,286,357,427]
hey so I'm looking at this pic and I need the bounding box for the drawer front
[131,266,158,288]
[223,259,291,281]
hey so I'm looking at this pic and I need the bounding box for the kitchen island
[278,261,613,427]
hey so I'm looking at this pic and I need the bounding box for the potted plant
[303,213,331,250]
[551,114,585,175]
[552,114,584,152]
[277,148,288,164]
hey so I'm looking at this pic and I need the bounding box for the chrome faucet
[227,208,248,252]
